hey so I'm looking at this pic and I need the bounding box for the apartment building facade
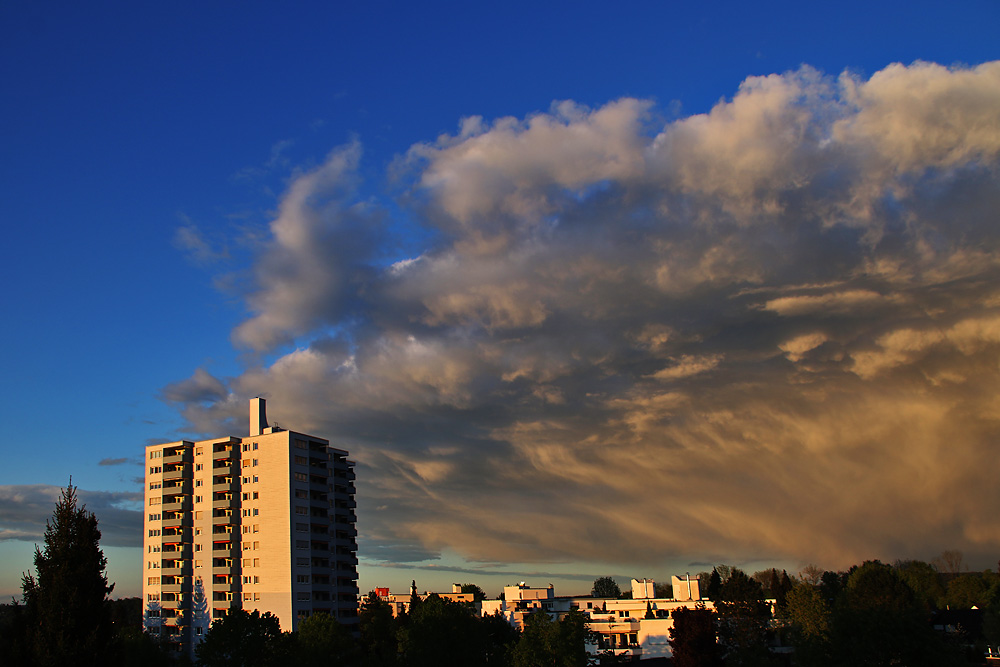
[143,398,358,655]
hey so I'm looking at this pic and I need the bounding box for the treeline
[672,558,999,667]
[187,593,601,667]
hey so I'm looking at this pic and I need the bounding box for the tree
[896,560,945,610]
[706,569,723,601]
[461,583,488,602]
[295,611,355,667]
[512,609,591,667]
[714,568,771,666]
[399,594,486,667]
[829,560,961,667]
[358,592,398,667]
[195,609,290,667]
[21,481,115,667]
[783,583,832,666]
[592,576,622,598]
[669,606,722,667]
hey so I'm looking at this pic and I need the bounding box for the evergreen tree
[715,568,771,666]
[21,481,115,667]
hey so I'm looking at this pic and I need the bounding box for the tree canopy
[20,481,115,667]
[591,577,622,598]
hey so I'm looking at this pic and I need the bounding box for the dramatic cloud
[173,61,1000,574]
[0,485,142,548]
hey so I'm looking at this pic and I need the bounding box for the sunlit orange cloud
[164,61,1000,576]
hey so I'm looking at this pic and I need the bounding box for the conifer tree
[21,481,115,667]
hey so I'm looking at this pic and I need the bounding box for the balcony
[212,480,236,494]
[161,515,192,529]
[162,468,188,482]
[163,450,193,465]
[211,542,235,555]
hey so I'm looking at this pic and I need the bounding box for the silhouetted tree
[715,568,771,666]
[21,481,115,667]
[592,576,622,598]
[829,560,961,667]
[706,569,723,601]
[195,608,290,667]
[482,611,520,667]
[295,611,355,666]
[512,609,591,667]
[461,583,488,602]
[669,605,722,667]
[399,594,485,667]
[358,592,398,667]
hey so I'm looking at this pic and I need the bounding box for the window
[297,574,310,584]
[297,592,310,601]
[296,557,309,566]
[243,543,252,551]
[149,497,160,506]
[295,489,308,499]
[253,541,259,550]
[252,459,258,467]
[196,447,203,455]
[295,456,308,466]
[147,577,160,585]
[243,593,253,602]
[296,541,309,550]
[195,511,203,519]
[149,482,161,490]
[194,495,202,503]
[147,593,160,601]
[196,627,203,636]
[148,513,160,521]
[253,508,259,516]
[195,528,202,535]
[148,529,160,537]
[254,592,260,600]
[196,560,203,568]
[195,480,203,487]
[243,476,250,484]
[242,459,251,468]
[150,450,162,459]
[253,475,258,483]
[296,506,308,515]
[296,523,308,532]
[253,492,259,500]
[195,544,203,552]
[242,444,250,452]
[243,576,252,584]
[253,525,259,533]
[296,440,307,449]
[295,473,308,482]
[243,509,251,517]
[195,463,203,471]
[253,443,258,450]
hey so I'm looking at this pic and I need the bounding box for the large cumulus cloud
[173,61,1000,572]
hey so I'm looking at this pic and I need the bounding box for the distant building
[142,398,359,657]
[378,582,477,616]
[482,577,712,661]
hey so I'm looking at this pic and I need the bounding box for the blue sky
[2,0,999,601]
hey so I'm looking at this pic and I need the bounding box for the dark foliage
[20,482,115,667]
[195,609,290,667]
[669,605,722,667]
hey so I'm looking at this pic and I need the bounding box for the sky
[2,0,1000,602]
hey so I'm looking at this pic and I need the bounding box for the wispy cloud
[98,458,130,467]
[0,485,143,548]
[167,61,1000,572]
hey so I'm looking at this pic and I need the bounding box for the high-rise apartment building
[142,398,358,655]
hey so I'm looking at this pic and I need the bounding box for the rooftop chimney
[250,397,268,437]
